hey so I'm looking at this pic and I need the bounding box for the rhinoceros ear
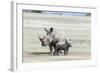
[44,27,48,32]
[50,27,53,32]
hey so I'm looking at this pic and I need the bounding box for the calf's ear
[69,43,72,47]
[69,39,71,43]
[68,39,72,47]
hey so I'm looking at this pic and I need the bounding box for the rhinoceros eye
[43,36,45,39]
[47,39,50,42]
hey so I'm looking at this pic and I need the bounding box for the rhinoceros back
[52,29,66,43]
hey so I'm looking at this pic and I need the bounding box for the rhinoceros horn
[38,35,43,42]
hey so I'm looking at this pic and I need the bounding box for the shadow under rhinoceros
[30,52,50,56]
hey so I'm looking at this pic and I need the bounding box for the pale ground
[23,12,91,63]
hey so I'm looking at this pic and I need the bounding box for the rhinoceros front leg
[53,46,59,56]
[64,49,68,55]
[49,45,53,56]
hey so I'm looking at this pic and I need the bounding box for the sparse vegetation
[23,12,91,63]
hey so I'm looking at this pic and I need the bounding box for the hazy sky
[42,11,88,16]
[23,10,90,16]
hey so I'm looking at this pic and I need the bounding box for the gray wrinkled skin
[54,39,72,55]
[38,27,72,55]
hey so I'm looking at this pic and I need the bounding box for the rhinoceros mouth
[41,44,47,46]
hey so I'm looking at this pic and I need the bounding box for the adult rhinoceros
[38,27,72,55]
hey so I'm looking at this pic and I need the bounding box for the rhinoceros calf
[54,39,72,55]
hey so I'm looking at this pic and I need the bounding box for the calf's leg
[64,49,68,55]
